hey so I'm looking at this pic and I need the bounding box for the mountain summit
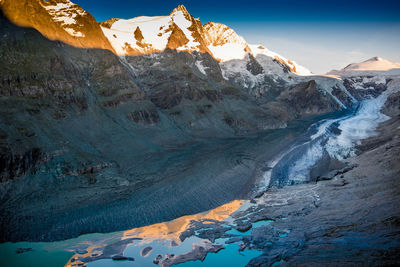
[101,5,211,55]
[99,4,311,76]
[328,56,400,76]
[0,0,311,76]
[169,4,191,16]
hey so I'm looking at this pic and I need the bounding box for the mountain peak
[170,5,190,16]
[328,56,400,76]
[366,56,384,62]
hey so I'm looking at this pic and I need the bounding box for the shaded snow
[250,45,312,76]
[195,60,208,75]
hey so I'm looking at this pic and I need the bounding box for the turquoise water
[225,220,273,236]
[87,241,262,267]
[0,242,73,267]
[86,259,134,266]
[279,230,291,238]
[177,244,262,267]
[88,236,205,267]
[0,231,122,267]
[272,259,284,266]
[0,213,275,267]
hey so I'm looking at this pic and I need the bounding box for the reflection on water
[65,200,244,266]
[122,200,244,242]
[1,198,258,267]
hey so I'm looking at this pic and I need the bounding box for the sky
[74,0,400,74]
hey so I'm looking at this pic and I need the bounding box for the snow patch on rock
[195,60,208,75]
[41,0,86,37]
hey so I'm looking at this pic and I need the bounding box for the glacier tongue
[266,78,399,187]
[325,79,399,160]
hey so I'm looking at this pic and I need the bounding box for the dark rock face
[150,85,222,109]
[0,148,42,182]
[276,80,339,118]
[246,55,264,76]
[343,77,388,100]
[382,91,400,117]
[332,86,354,107]
[128,109,160,125]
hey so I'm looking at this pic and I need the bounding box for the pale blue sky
[233,22,400,73]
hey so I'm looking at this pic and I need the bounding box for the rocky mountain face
[0,0,390,242]
[100,4,311,81]
[0,0,114,51]
[101,5,211,56]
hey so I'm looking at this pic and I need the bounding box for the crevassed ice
[326,79,399,160]
[325,91,391,160]
[287,140,324,182]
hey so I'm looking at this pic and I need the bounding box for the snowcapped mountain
[1,0,311,79]
[328,57,400,76]
[99,5,311,78]
[326,57,400,99]
[203,21,251,61]
[203,22,310,75]
[101,5,210,56]
[0,0,114,51]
